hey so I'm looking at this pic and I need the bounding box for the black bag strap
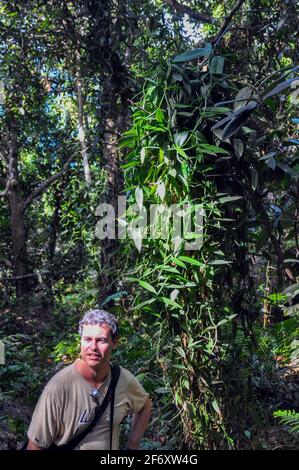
[109,367,118,450]
[56,364,121,450]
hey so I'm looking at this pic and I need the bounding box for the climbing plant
[120,43,299,448]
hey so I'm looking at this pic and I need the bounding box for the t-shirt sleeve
[27,385,61,448]
[127,373,149,414]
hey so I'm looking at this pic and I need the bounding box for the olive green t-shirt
[27,362,148,450]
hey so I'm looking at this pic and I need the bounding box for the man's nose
[90,340,98,349]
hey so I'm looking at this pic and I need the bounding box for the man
[27,309,152,450]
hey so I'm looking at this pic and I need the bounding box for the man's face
[80,323,117,370]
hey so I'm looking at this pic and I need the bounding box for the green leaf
[219,196,242,204]
[210,56,224,75]
[283,283,299,294]
[160,297,182,309]
[178,256,204,267]
[234,139,244,159]
[251,168,259,191]
[284,303,299,316]
[223,104,257,140]
[210,260,232,265]
[277,162,298,176]
[172,43,212,63]
[234,86,252,111]
[212,399,221,416]
[198,144,229,155]
[263,77,298,99]
[174,132,189,147]
[138,280,157,294]
[132,298,155,310]
[211,102,257,140]
[176,346,186,358]
[121,161,140,169]
[170,257,187,269]
[175,145,189,159]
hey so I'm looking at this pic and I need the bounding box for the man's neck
[76,359,110,388]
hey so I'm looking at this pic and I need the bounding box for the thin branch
[163,0,217,25]
[212,0,247,46]
[0,178,11,197]
[0,271,49,282]
[23,153,77,210]
[0,151,8,166]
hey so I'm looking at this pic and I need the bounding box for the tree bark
[4,117,29,298]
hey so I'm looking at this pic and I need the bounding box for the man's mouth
[88,354,101,359]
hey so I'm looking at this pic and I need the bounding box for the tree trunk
[2,116,29,300]
[8,189,28,299]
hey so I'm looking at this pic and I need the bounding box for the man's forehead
[81,323,112,335]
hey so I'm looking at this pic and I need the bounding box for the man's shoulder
[45,362,77,393]
[117,365,140,384]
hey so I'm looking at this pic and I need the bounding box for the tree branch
[212,0,247,46]
[163,0,217,25]
[1,270,49,282]
[23,153,77,210]
[0,178,11,197]
[0,150,8,167]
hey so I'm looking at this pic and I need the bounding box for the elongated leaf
[234,139,244,159]
[138,280,157,294]
[140,147,145,164]
[171,257,187,269]
[210,260,232,265]
[132,298,155,310]
[198,144,229,154]
[234,86,252,111]
[173,44,212,63]
[211,114,232,131]
[121,161,140,169]
[251,168,259,191]
[176,346,186,358]
[260,151,277,161]
[265,156,276,170]
[277,162,298,176]
[284,303,299,316]
[219,196,242,203]
[135,187,143,209]
[222,103,257,140]
[283,283,299,294]
[211,101,257,135]
[160,297,182,309]
[212,399,221,416]
[156,181,166,201]
[179,256,204,267]
[174,131,189,146]
[263,77,298,99]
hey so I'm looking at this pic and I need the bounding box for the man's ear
[112,338,119,350]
